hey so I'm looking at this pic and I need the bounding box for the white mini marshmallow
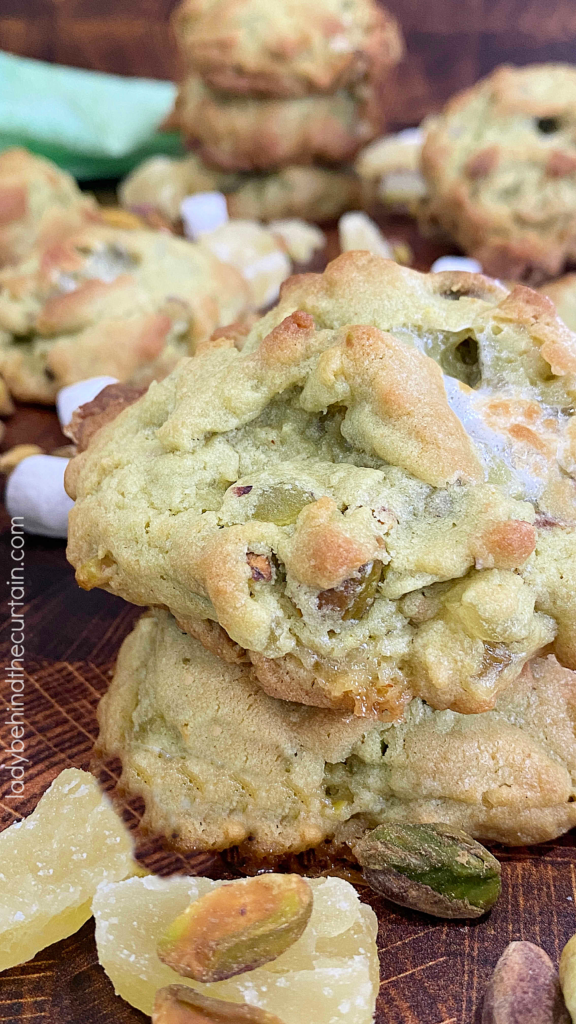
[5,455,74,538]
[431,255,483,274]
[56,376,118,430]
[395,127,424,145]
[180,192,229,239]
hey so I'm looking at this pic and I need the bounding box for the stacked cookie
[65,253,576,864]
[171,0,403,170]
[120,0,403,224]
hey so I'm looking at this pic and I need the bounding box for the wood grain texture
[2,220,576,1022]
[3,0,576,128]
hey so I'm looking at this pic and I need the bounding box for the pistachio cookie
[66,253,576,718]
[119,153,360,224]
[95,609,576,855]
[0,148,98,268]
[0,223,249,403]
[174,76,378,171]
[421,64,576,282]
[172,0,403,99]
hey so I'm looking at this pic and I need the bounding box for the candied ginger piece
[0,768,136,971]
[93,875,378,1024]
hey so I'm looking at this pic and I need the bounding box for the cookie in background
[0,222,249,403]
[355,124,431,214]
[169,0,404,172]
[420,64,576,283]
[119,154,361,224]
[0,148,99,268]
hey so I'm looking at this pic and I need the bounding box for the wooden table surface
[2,217,576,1024]
[5,0,576,131]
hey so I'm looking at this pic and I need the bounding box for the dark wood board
[2,219,576,1023]
[4,0,576,130]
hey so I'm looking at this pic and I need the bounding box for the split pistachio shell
[355,822,501,918]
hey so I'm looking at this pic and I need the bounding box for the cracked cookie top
[66,253,576,719]
[421,64,576,282]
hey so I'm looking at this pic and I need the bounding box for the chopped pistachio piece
[317,560,383,620]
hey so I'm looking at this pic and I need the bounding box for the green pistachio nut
[355,822,501,919]
[157,874,313,983]
[153,985,287,1024]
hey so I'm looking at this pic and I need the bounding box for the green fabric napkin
[0,50,185,180]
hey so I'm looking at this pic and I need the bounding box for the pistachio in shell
[560,932,576,1022]
[157,874,313,983]
[153,985,286,1024]
[484,941,570,1024]
[354,822,501,919]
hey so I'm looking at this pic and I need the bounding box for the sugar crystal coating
[0,768,136,971]
[93,874,378,1023]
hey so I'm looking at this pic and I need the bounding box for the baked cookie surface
[172,0,403,98]
[175,76,379,171]
[0,148,98,268]
[66,253,576,718]
[0,223,249,403]
[421,64,576,282]
[96,609,576,855]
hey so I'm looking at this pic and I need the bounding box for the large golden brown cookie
[172,0,403,98]
[0,148,98,268]
[66,254,576,719]
[96,609,576,855]
[0,223,249,403]
[421,64,576,283]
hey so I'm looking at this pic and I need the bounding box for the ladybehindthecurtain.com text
[3,517,27,800]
